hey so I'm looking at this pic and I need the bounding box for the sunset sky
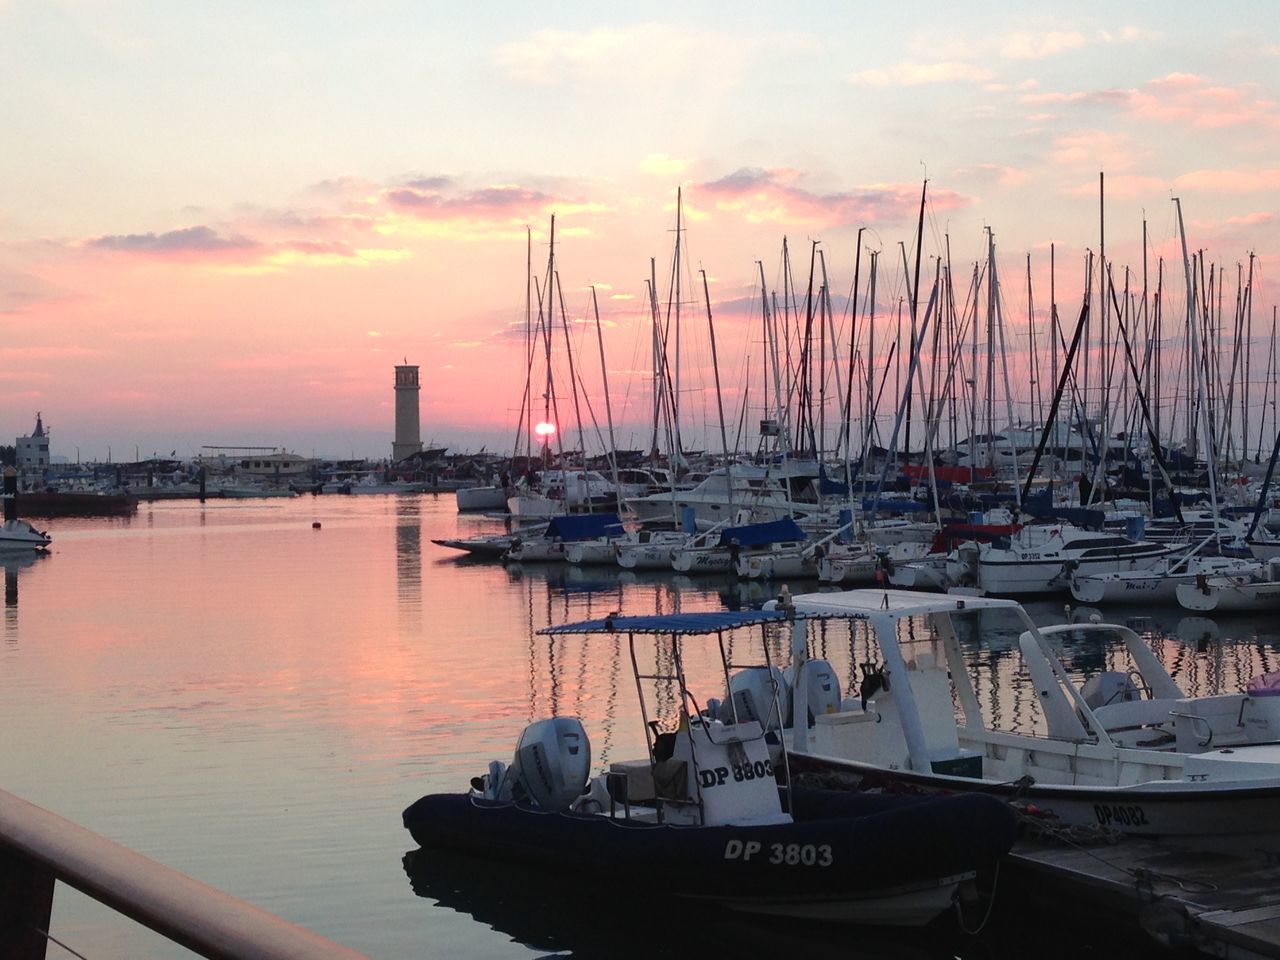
[3,1,1279,462]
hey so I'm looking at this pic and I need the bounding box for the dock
[1006,834,1280,957]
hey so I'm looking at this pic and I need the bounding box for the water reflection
[402,848,974,960]
[3,552,48,638]
[396,496,424,625]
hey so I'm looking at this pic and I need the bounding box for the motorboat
[753,588,1280,852]
[615,527,711,570]
[949,522,1177,596]
[403,610,1018,926]
[507,470,619,518]
[1071,547,1257,605]
[625,466,816,530]
[432,520,549,559]
[0,517,52,551]
[504,513,625,563]
[886,520,1022,592]
[670,517,808,576]
[815,543,884,585]
[1175,558,1280,612]
[455,484,509,512]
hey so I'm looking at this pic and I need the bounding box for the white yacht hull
[670,548,732,574]
[563,540,618,565]
[1176,578,1280,612]
[887,558,950,591]
[976,547,1175,596]
[456,486,508,511]
[616,542,679,570]
[735,550,819,580]
[818,554,882,585]
[788,751,1280,851]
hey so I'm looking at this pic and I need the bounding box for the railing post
[0,849,54,960]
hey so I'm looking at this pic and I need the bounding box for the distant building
[392,362,423,462]
[15,413,50,486]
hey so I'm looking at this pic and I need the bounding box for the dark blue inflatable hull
[403,787,1017,914]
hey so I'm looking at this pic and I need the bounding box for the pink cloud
[1066,174,1168,198]
[1021,89,1132,107]
[384,183,551,217]
[695,168,969,228]
[1049,130,1140,171]
[86,225,259,259]
[1226,211,1275,226]
[1025,73,1280,130]
[1130,77,1280,129]
[1175,169,1280,192]
[952,163,1030,187]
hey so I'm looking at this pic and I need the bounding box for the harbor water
[2,494,1277,959]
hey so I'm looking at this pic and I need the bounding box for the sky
[2,1,1279,462]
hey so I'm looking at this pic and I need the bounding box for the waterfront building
[197,446,315,479]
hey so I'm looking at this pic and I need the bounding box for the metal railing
[0,787,370,960]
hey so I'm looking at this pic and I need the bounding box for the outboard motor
[784,658,841,723]
[955,542,980,587]
[1080,671,1141,710]
[727,666,790,732]
[510,717,592,812]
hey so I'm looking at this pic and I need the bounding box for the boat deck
[1007,834,1280,957]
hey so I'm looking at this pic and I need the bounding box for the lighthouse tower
[392,362,423,462]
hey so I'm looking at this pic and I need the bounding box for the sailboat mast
[591,287,621,498]
[842,228,865,460]
[702,269,732,514]
[863,251,878,486]
[1175,198,1222,530]
[542,216,557,471]
[906,180,926,465]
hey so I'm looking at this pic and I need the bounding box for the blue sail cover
[545,513,624,541]
[717,517,806,548]
[818,465,850,496]
[1023,503,1105,531]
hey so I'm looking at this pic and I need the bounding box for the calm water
[4,495,1278,959]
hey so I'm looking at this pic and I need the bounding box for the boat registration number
[1093,803,1149,827]
[698,758,773,789]
[723,839,834,866]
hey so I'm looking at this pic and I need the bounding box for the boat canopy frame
[541,606,852,822]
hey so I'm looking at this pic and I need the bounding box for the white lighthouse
[392,362,423,462]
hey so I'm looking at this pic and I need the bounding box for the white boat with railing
[614,527,713,570]
[625,466,815,529]
[507,470,619,518]
[1175,558,1280,612]
[951,522,1177,596]
[456,484,509,512]
[504,514,624,563]
[762,588,1280,851]
[0,516,52,551]
[671,518,808,577]
[1071,547,1257,605]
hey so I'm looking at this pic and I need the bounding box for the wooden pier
[1006,835,1280,958]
